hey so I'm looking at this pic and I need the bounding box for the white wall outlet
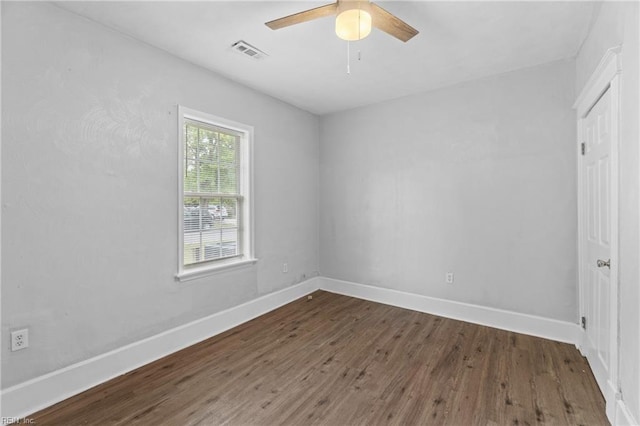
[11,328,29,351]
[446,272,454,284]
[283,263,288,273]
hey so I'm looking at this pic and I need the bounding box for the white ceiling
[55,1,596,115]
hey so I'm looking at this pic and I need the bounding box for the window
[177,106,254,281]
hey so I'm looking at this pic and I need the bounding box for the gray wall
[1,2,319,387]
[320,59,577,322]
[576,1,640,420]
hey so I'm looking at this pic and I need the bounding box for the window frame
[176,106,255,282]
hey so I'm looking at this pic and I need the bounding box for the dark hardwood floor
[32,291,608,425]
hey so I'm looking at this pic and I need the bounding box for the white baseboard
[1,276,588,420]
[616,398,640,426]
[1,277,321,420]
[318,277,580,344]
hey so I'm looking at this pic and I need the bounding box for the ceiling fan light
[335,4,372,41]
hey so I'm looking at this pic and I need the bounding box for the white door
[581,86,616,398]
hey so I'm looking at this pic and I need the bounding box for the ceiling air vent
[231,40,268,60]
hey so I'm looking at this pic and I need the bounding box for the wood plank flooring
[32,291,608,425]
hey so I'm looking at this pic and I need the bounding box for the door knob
[597,259,610,268]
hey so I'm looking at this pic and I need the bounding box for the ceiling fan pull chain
[347,40,351,74]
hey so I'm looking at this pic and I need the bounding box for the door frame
[574,46,621,422]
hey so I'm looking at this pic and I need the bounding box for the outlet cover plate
[11,329,29,351]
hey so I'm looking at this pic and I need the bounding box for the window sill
[176,258,258,282]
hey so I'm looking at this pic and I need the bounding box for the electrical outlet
[446,272,454,284]
[11,328,29,352]
[283,263,288,273]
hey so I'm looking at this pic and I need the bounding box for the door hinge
[581,316,586,329]
[581,142,585,155]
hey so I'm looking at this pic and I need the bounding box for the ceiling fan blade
[266,3,338,30]
[370,3,419,42]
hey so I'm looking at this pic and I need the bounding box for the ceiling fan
[265,0,419,43]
